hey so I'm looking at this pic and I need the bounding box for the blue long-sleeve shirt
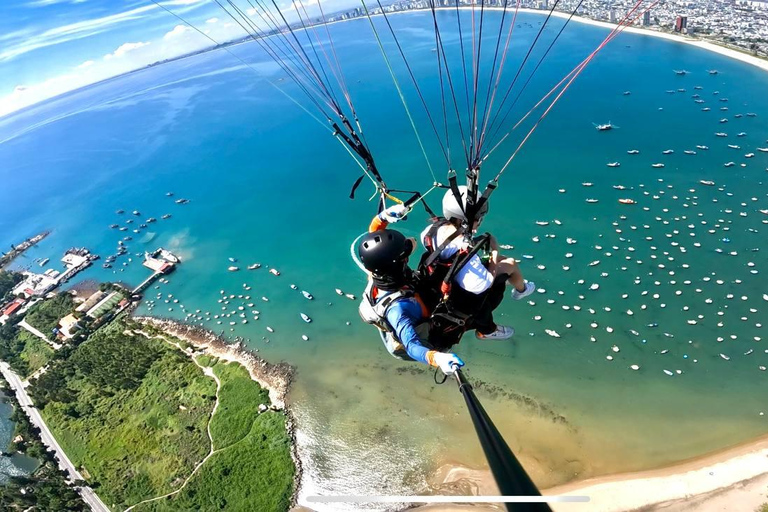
[385,296,433,365]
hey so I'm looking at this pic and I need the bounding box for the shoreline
[133,316,304,507]
[421,433,768,511]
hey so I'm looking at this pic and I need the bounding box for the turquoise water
[1,11,768,508]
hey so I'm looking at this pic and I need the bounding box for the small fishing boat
[745,153,755,158]
[719,118,728,123]
[582,182,593,187]
[228,266,239,272]
[586,198,599,203]
[757,148,768,152]
[175,198,190,204]
[727,144,740,149]
[290,284,298,290]
[623,91,631,95]
[302,290,314,300]
[228,257,237,263]
[301,313,312,323]
[618,198,636,205]
[267,326,274,333]
[588,260,600,266]
[595,122,614,131]
[535,221,550,226]
[345,293,356,300]
[132,210,141,216]
[720,106,729,111]
[694,99,704,104]
[116,209,124,214]
[335,288,344,296]
[715,132,727,137]
[699,180,715,186]
[651,163,665,168]
[627,149,640,154]
[696,145,709,150]
[734,113,743,118]
[247,263,261,270]
[737,132,747,137]
[612,185,628,190]
[663,369,674,376]
[719,353,730,361]
[302,335,309,341]
[673,69,688,75]
[269,268,280,276]
[702,107,711,111]
[545,329,561,338]
[662,149,674,155]
[708,69,719,75]
[683,150,696,155]
[109,223,119,229]
[161,214,172,219]
[607,162,620,167]
[747,112,757,117]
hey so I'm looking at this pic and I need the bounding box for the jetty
[132,248,180,294]
[0,231,50,270]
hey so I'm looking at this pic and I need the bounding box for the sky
[0,0,354,117]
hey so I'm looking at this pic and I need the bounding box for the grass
[757,503,768,512]
[140,361,294,512]
[31,321,295,511]
[17,330,54,377]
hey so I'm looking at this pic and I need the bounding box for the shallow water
[1,10,767,510]
[0,392,40,482]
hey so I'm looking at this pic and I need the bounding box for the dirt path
[124,333,223,512]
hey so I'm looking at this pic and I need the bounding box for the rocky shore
[133,315,304,506]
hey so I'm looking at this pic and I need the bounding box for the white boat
[745,153,755,158]
[228,266,239,272]
[715,132,727,137]
[585,198,599,203]
[345,293,356,300]
[335,288,344,296]
[535,221,550,226]
[290,284,298,290]
[266,326,274,333]
[269,268,280,276]
[702,107,711,111]
[662,149,674,155]
[300,313,312,323]
[651,163,665,168]
[757,148,768,152]
[699,180,715,186]
[737,132,747,137]
[302,290,314,300]
[607,162,620,167]
[247,263,261,270]
[719,118,728,123]
[727,144,740,149]
[696,145,709,150]
[663,370,674,376]
[582,182,593,187]
[719,353,730,361]
[747,112,757,117]
[683,150,696,155]
[39,258,49,267]
[228,257,237,263]
[627,149,640,154]
[588,260,600,266]
[545,329,561,338]
[302,335,309,341]
[595,122,614,131]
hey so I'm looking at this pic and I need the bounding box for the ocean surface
[1,10,767,509]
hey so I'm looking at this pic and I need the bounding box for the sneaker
[476,325,515,340]
[511,281,536,301]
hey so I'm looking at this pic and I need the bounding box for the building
[675,15,688,33]
[75,290,107,312]
[0,299,25,325]
[610,9,617,23]
[643,10,651,27]
[57,313,81,340]
[12,272,58,298]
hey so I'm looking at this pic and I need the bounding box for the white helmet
[442,186,489,222]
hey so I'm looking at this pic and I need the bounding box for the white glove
[378,204,409,223]
[433,352,465,375]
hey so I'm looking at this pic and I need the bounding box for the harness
[358,280,414,333]
[418,217,492,348]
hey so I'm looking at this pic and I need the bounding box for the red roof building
[2,300,24,317]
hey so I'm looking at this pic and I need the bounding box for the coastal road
[0,361,109,512]
[18,319,62,350]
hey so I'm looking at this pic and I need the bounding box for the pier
[132,248,179,295]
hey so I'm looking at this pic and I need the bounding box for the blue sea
[1,10,767,509]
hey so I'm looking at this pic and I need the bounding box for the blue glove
[433,352,465,375]
[378,204,409,223]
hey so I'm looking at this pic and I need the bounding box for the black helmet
[358,229,414,274]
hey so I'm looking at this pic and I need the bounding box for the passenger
[420,186,535,345]
[358,204,464,375]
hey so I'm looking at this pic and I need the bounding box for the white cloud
[26,0,88,6]
[247,7,257,16]
[0,5,156,62]
[163,25,190,40]
[77,60,94,68]
[103,41,150,60]
[206,17,219,24]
